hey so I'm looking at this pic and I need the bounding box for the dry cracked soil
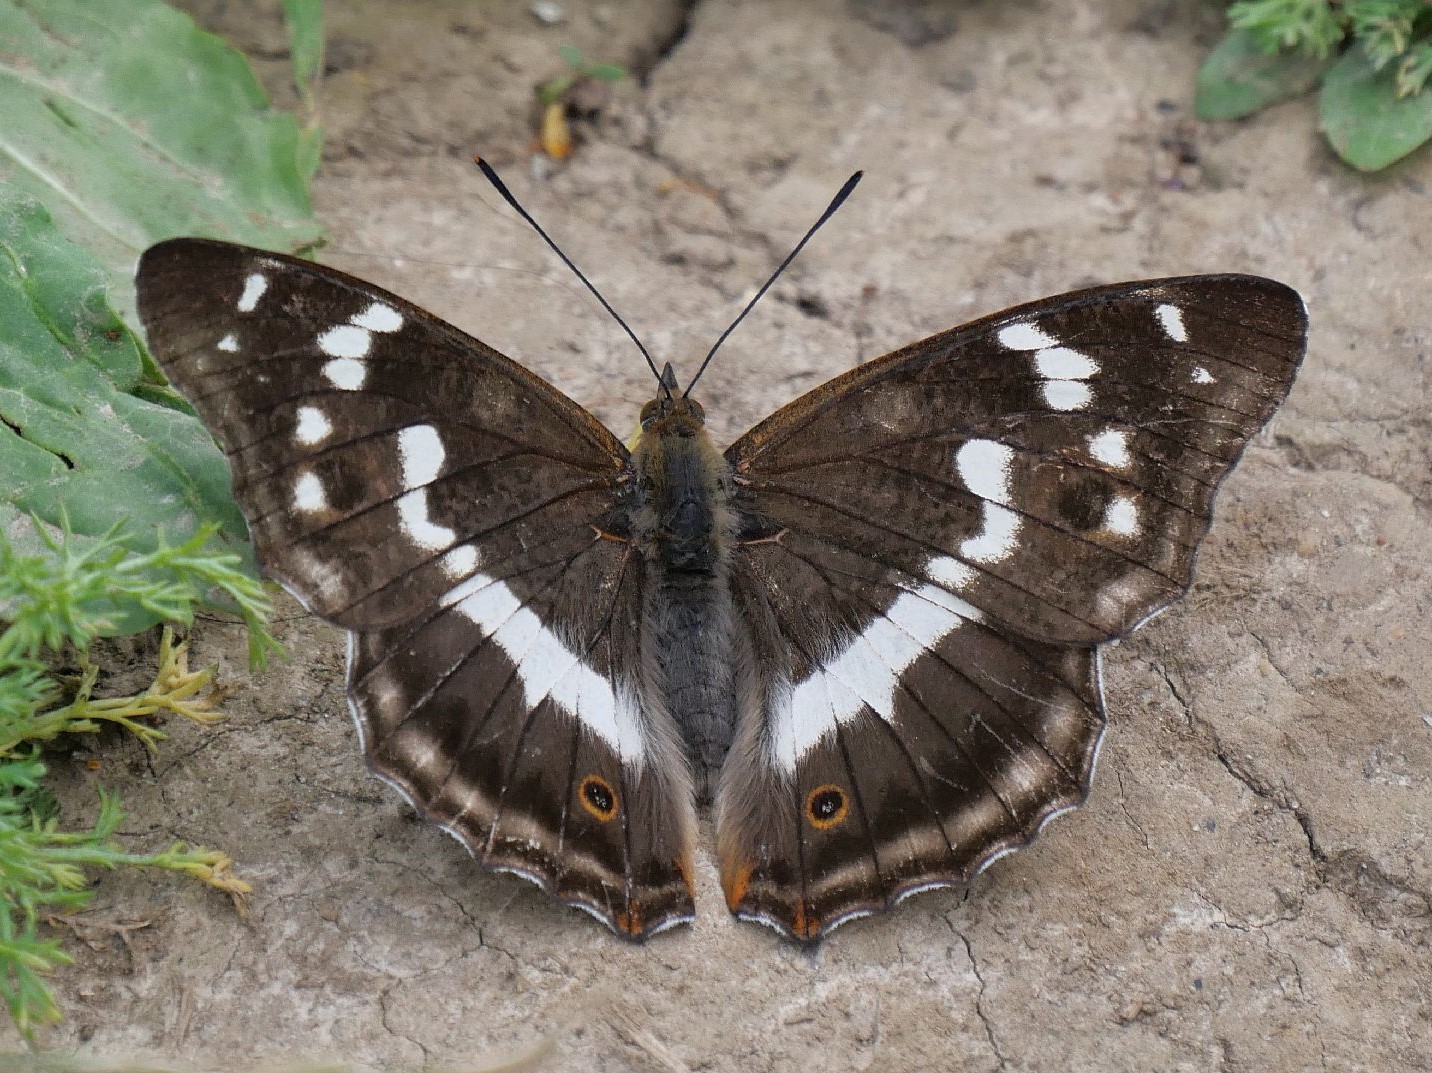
[29,1,1432,1070]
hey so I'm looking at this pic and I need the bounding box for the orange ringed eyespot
[579,774,618,821]
[805,784,849,830]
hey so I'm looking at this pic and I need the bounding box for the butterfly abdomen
[631,403,740,799]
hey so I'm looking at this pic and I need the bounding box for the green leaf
[588,62,628,83]
[283,0,325,181]
[0,193,255,633]
[0,0,323,315]
[284,0,324,102]
[1345,0,1423,69]
[1396,40,1432,98]
[558,42,585,70]
[1228,0,1344,58]
[1196,28,1335,120]
[1320,42,1432,169]
[537,75,574,107]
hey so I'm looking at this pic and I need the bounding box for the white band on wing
[440,573,647,763]
[768,564,983,773]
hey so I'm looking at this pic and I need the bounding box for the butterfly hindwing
[136,239,696,938]
[716,276,1306,938]
[347,529,696,934]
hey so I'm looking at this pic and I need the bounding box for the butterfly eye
[805,785,849,830]
[579,774,619,821]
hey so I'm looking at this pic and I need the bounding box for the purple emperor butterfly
[135,173,1305,941]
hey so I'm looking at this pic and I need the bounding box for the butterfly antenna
[683,171,862,398]
[474,156,669,397]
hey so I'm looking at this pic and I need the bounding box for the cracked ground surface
[32,1,1431,1069]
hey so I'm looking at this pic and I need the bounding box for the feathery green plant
[1197,0,1432,169]
[0,522,272,1038]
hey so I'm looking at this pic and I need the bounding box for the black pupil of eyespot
[585,781,613,812]
[813,790,842,818]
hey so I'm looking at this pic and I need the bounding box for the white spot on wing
[1156,303,1188,342]
[961,503,1021,563]
[955,439,1021,563]
[1104,495,1138,536]
[293,472,327,512]
[955,439,1014,504]
[295,407,332,446]
[1192,366,1215,384]
[397,490,455,550]
[445,575,646,761]
[237,273,268,313]
[768,582,982,772]
[1041,380,1091,410]
[1030,342,1096,411]
[323,357,366,390]
[318,324,372,359]
[926,554,976,590]
[217,333,239,353]
[352,302,404,332]
[1034,346,1097,380]
[998,321,1058,350]
[397,425,445,488]
[440,545,479,578]
[1087,428,1131,468]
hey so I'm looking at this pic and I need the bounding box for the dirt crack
[1211,742,1324,863]
[1205,726,1431,933]
[378,980,431,1063]
[1115,769,1152,850]
[948,922,1007,1072]
[1248,630,1296,693]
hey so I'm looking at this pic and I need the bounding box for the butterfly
[135,172,1306,942]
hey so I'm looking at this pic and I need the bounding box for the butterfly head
[637,362,705,434]
[639,392,706,435]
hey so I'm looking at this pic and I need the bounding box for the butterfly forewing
[136,239,697,938]
[717,276,1306,938]
[137,240,625,628]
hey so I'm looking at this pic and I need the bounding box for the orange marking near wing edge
[615,902,644,936]
[793,900,820,940]
[723,861,754,911]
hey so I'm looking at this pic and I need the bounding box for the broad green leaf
[1196,28,1334,120]
[0,193,252,633]
[1320,42,1432,169]
[0,0,322,315]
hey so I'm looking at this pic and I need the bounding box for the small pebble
[529,1,566,25]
